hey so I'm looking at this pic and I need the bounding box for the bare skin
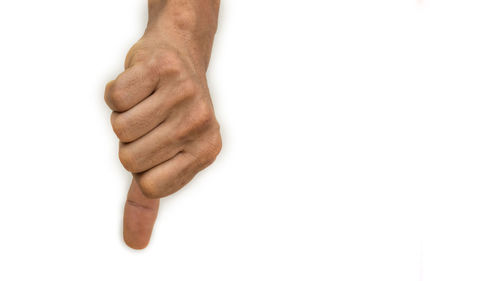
[104,0,221,249]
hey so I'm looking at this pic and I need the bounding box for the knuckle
[137,175,162,199]
[150,51,183,76]
[173,103,213,142]
[110,113,133,142]
[104,81,114,100]
[118,145,139,173]
[210,133,223,160]
[192,103,213,130]
[142,62,159,82]
[126,48,147,67]
[180,79,197,99]
[173,126,191,143]
[105,81,127,112]
[200,132,222,166]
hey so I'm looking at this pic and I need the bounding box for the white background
[1,0,499,280]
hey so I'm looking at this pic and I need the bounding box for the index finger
[104,63,159,112]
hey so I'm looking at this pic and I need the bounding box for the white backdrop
[1,0,500,280]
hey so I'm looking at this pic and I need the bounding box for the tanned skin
[104,0,221,249]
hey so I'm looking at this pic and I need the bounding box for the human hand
[104,0,221,249]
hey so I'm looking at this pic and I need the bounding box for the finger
[110,81,195,143]
[104,63,159,112]
[134,151,200,199]
[123,178,160,250]
[118,120,184,173]
[117,102,214,174]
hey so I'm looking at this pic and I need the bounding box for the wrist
[147,0,219,38]
[146,0,220,71]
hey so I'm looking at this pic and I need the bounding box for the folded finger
[104,63,159,112]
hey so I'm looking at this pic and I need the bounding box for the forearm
[145,0,220,71]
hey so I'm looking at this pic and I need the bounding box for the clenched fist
[104,0,221,249]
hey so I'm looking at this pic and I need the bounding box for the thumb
[123,178,160,249]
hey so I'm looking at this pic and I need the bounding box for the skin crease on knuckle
[104,81,124,112]
[106,76,134,112]
[118,144,140,173]
[110,112,133,143]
